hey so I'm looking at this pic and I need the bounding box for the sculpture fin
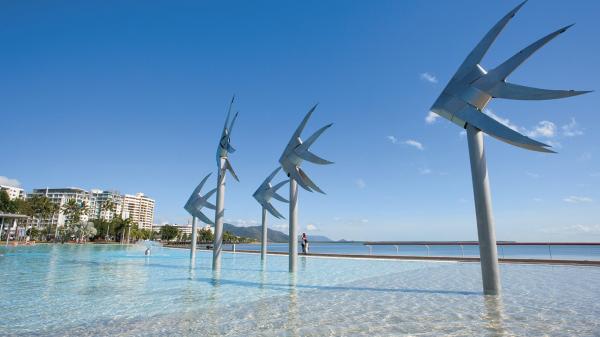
[224,158,239,182]
[265,202,285,219]
[488,81,591,100]
[298,167,325,194]
[456,106,554,153]
[196,210,215,225]
[300,123,333,149]
[454,1,527,80]
[298,149,333,165]
[227,144,236,153]
[271,180,288,193]
[293,104,319,139]
[487,24,573,82]
[289,168,313,192]
[272,192,289,203]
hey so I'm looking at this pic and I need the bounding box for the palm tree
[61,199,88,242]
[101,200,116,241]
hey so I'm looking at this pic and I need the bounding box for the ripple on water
[0,245,599,336]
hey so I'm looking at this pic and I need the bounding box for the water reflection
[286,273,300,337]
[482,295,509,336]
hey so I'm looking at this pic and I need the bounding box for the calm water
[1,244,599,336]
[231,242,600,260]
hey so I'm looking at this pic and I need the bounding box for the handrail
[363,241,600,246]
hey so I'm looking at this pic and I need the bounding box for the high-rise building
[28,188,90,229]
[0,185,26,200]
[28,188,155,230]
[122,193,155,230]
[89,189,123,221]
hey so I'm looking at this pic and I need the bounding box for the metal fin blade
[292,104,319,139]
[489,24,573,81]
[265,202,285,219]
[272,192,289,203]
[488,82,591,100]
[457,106,553,152]
[186,173,212,205]
[196,211,215,225]
[300,123,333,150]
[227,144,236,153]
[225,158,239,182]
[271,180,289,193]
[262,167,282,186]
[223,97,234,131]
[455,1,527,80]
[298,149,333,165]
[298,167,325,194]
[290,168,313,192]
[229,111,239,134]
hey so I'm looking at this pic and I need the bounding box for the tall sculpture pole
[279,104,333,272]
[429,1,589,295]
[253,167,288,260]
[213,97,240,270]
[184,173,217,266]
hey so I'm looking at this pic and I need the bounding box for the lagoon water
[1,244,599,336]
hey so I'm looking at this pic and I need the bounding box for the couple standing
[301,232,309,254]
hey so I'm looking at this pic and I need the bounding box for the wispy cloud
[425,111,440,124]
[419,167,432,175]
[403,139,424,150]
[542,224,600,235]
[306,224,317,231]
[386,135,398,144]
[526,121,556,138]
[355,178,366,189]
[562,118,584,137]
[0,176,21,187]
[227,218,259,227]
[485,109,559,142]
[563,196,593,204]
[578,152,592,161]
[361,219,369,223]
[526,172,540,179]
[420,72,438,84]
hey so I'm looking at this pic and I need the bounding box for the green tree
[60,199,88,241]
[27,195,58,241]
[0,190,17,213]
[197,228,214,243]
[100,200,116,240]
[160,225,179,241]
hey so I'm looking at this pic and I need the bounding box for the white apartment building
[152,223,213,235]
[0,185,26,200]
[88,189,123,221]
[122,193,155,230]
[28,188,155,230]
[28,188,91,228]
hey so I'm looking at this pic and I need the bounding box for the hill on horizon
[223,223,333,242]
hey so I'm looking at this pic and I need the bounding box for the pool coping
[164,245,600,267]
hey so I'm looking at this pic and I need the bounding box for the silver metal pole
[213,157,226,270]
[190,216,197,265]
[467,124,501,295]
[289,178,298,272]
[261,207,268,260]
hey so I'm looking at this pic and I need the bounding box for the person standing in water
[301,232,309,254]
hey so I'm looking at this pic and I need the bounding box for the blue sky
[1,1,599,241]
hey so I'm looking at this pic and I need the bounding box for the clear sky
[1,1,599,241]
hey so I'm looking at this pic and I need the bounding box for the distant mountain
[223,223,289,242]
[223,223,334,243]
[299,234,334,242]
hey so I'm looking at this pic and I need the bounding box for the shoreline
[163,245,600,267]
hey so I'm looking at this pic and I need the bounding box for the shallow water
[1,244,599,336]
